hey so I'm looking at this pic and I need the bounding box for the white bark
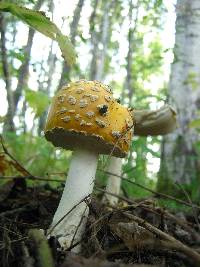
[103,157,123,205]
[95,1,112,81]
[48,149,98,251]
[159,0,200,186]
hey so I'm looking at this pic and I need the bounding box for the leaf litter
[0,138,200,267]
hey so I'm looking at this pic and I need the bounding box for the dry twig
[124,212,200,267]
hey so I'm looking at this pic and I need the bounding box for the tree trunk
[89,0,100,80]
[2,0,45,132]
[14,0,45,111]
[158,0,200,194]
[58,0,85,88]
[0,14,15,132]
[95,1,113,80]
[38,44,57,135]
[121,0,139,104]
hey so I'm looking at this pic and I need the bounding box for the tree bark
[2,0,45,132]
[14,0,45,112]
[38,43,57,135]
[89,0,100,80]
[121,0,139,104]
[95,1,113,80]
[58,0,85,88]
[0,14,15,132]
[158,0,200,192]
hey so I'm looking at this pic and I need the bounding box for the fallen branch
[98,170,200,210]
[0,135,32,176]
[123,212,200,267]
[0,175,63,183]
[96,187,200,242]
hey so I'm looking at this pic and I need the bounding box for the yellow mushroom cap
[44,80,134,157]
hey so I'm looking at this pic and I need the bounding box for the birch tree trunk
[158,0,200,193]
[89,0,101,80]
[121,0,139,103]
[95,1,113,80]
[58,0,85,88]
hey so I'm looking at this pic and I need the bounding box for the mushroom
[104,105,177,206]
[44,80,134,251]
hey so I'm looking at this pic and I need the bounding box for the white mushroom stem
[103,157,123,206]
[48,149,98,252]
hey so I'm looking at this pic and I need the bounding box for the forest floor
[0,136,200,267]
[0,176,200,267]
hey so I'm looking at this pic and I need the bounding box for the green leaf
[0,2,76,66]
[0,116,6,123]
[189,119,200,128]
[25,89,50,117]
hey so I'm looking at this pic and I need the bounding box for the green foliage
[9,48,25,63]
[157,199,192,213]
[24,89,50,117]
[3,132,71,182]
[0,2,76,66]
[189,119,200,129]
[121,137,151,199]
[0,0,180,204]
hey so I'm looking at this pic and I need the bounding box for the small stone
[67,95,76,105]
[86,111,95,118]
[68,110,75,113]
[61,116,71,123]
[79,99,88,108]
[95,118,107,128]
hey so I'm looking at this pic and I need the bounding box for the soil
[0,177,200,267]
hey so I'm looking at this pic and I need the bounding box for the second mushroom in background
[103,105,177,206]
